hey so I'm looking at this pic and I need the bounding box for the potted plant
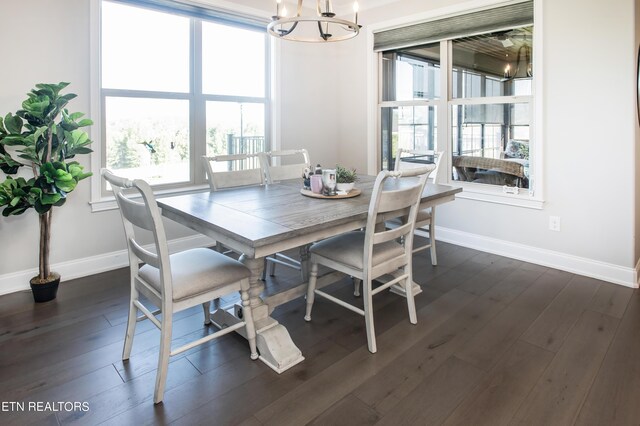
[335,164,358,192]
[0,82,93,302]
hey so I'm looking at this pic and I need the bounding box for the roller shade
[373,1,533,52]
[108,0,269,32]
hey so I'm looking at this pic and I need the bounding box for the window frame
[89,0,272,211]
[367,0,543,209]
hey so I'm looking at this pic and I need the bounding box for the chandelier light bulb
[353,1,359,24]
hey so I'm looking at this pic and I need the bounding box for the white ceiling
[326,0,402,12]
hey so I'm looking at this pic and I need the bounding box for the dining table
[157,175,462,373]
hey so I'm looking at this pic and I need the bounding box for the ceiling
[400,26,533,78]
[457,27,534,62]
[322,0,401,12]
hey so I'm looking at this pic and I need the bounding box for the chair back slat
[262,149,310,183]
[203,154,264,191]
[266,163,306,182]
[117,193,156,232]
[211,168,263,190]
[372,222,413,245]
[396,148,445,183]
[376,184,424,214]
[129,238,160,269]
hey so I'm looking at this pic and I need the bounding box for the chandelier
[268,0,360,42]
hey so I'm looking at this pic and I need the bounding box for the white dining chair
[102,169,258,404]
[203,153,264,191]
[395,148,444,265]
[260,149,311,279]
[203,154,265,254]
[304,167,433,353]
[260,148,311,184]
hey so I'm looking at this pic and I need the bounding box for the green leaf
[33,200,51,214]
[40,193,62,205]
[56,180,77,193]
[77,118,93,127]
[72,147,92,155]
[22,99,50,118]
[0,153,22,174]
[4,113,23,134]
[3,205,29,216]
[68,112,84,121]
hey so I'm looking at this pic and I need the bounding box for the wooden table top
[158,176,461,254]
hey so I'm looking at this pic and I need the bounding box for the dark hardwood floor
[0,239,638,425]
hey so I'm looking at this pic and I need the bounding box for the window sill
[452,181,544,209]
[90,184,210,213]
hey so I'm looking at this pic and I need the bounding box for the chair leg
[363,281,377,353]
[261,258,268,281]
[202,301,211,325]
[122,297,138,361]
[353,278,362,297]
[405,272,418,325]
[304,262,319,321]
[429,209,437,266]
[268,256,276,277]
[153,316,173,404]
[240,287,259,360]
[215,241,225,253]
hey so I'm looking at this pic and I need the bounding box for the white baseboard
[3,227,638,297]
[0,235,214,297]
[428,226,639,289]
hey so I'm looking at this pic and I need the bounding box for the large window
[380,27,533,191]
[380,44,440,170]
[450,29,532,189]
[376,1,536,200]
[100,0,269,192]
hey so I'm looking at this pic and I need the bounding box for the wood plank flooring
[0,239,637,425]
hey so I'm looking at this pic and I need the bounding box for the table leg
[386,267,423,297]
[389,280,423,297]
[299,243,311,281]
[212,254,304,373]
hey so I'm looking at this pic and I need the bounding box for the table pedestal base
[389,281,423,297]
[211,306,304,374]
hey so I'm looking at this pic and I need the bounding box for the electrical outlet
[549,216,561,232]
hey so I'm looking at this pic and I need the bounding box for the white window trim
[88,0,276,212]
[366,0,543,210]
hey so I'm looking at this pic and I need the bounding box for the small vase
[336,182,355,192]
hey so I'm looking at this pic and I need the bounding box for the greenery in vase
[0,82,93,283]
[335,164,358,184]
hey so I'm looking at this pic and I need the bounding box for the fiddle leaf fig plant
[0,82,93,283]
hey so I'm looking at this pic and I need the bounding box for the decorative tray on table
[300,188,362,199]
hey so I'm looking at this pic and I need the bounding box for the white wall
[278,41,340,167]
[635,0,640,264]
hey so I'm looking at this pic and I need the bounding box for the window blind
[108,0,269,32]
[373,0,533,52]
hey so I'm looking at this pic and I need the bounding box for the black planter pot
[29,273,60,303]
